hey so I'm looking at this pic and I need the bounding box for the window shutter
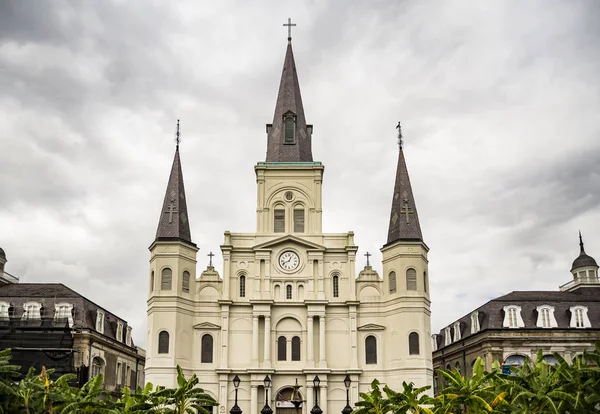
[291,336,301,361]
[389,272,397,293]
[161,268,172,290]
[333,275,339,298]
[284,117,294,143]
[406,269,417,290]
[239,275,246,298]
[365,336,377,364]
[294,209,304,232]
[158,331,169,354]
[201,334,213,363]
[182,271,190,293]
[278,336,287,361]
[409,332,420,355]
[274,210,285,233]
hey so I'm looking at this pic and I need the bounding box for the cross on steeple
[207,251,215,267]
[364,251,372,267]
[396,121,403,148]
[400,196,414,224]
[175,119,181,147]
[165,200,178,224]
[283,18,296,41]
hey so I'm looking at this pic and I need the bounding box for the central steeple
[265,36,313,162]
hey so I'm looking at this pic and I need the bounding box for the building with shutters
[431,234,600,394]
[145,34,433,414]
[0,251,145,391]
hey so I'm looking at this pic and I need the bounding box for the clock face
[279,251,300,271]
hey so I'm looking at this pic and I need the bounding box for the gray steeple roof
[265,40,313,162]
[571,232,598,271]
[155,145,193,246]
[386,145,423,244]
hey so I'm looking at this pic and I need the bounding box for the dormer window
[536,305,558,328]
[471,311,480,334]
[22,302,41,320]
[503,305,525,328]
[283,114,295,144]
[96,310,105,334]
[444,327,452,346]
[453,321,461,341]
[570,306,591,328]
[54,303,74,327]
[126,326,132,346]
[117,322,124,342]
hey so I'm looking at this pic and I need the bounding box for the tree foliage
[355,342,600,414]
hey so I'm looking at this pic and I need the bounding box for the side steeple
[265,25,313,162]
[155,120,194,246]
[386,122,423,244]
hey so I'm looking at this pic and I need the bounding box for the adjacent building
[432,234,600,393]
[0,249,145,392]
[146,35,433,414]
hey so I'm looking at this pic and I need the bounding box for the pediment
[253,235,325,251]
[357,323,386,331]
[193,322,221,330]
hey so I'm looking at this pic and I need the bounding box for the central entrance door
[275,387,304,414]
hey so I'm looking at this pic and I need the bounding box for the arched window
[332,274,339,298]
[284,116,295,143]
[150,271,154,292]
[91,357,104,378]
[408,332,420,355]
[406,268,417,290]
[182,271,190,293]
[240,275,246,298]
[286,285,292,299]
[423,271,427,293]
[455,361,461,374]
[294,208,305,233]
[365,335,377,364]
[291,336,301,361]
[161,268,172,290]
[278,336,287,361]
[504,354,526,367]
[201,334,213,363]
[158,331,169,354]
[389,271,397,293]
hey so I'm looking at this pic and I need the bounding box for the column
[251,385,258,414]
[319,315,326,367]
[264,315,271,367]
[349,307,358,368]
[221,306,230,368]
[307,316,314,364]
[252,315,259,363]
[219,374,229,414]
[320,385,328,414]
[317,259,325,299]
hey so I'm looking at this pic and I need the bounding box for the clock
[279,251,300,271]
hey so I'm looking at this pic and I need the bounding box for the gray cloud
[1,0,599,346]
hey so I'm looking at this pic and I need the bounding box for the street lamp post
[310,376,323,414]
[261,375,273,414]
[230,375,242,414]
[342,375,352,414]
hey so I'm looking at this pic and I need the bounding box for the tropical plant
[385,381,434,414]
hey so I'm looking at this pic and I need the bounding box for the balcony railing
[559,276,600,292]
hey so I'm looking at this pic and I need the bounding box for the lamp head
[344,375,351,389]
[233,375,241,388]
[264,375,271,388]
[313,375,320,388]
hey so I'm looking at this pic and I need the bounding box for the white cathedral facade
[146,37,433,414]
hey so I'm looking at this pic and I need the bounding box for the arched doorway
[275,385,304,414]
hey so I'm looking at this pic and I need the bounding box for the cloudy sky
[1,1,599,347]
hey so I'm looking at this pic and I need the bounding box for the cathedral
[145,34,432,414]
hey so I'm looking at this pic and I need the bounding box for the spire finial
[579,230,585,254]
[396,121,403,148]
[283,18,296,42]
[175,119,181,147]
